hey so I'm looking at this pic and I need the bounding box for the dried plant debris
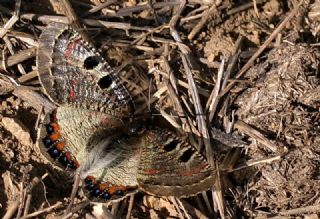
[0,0,320,218]
[234,44,320,216]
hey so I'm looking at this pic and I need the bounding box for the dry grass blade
[3,201,20,219]
[65,174,81,216]
[20,202,63,219]
[0,0,20,38]
[227,156,281,173]
[235,120,279,153]
[21,14,150,31]
[59,0,89,41]
[188,3,219,40]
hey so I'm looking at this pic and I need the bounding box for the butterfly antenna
[65,173,81,215]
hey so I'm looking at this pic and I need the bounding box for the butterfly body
[36,23,214,202]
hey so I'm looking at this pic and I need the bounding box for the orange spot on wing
[99,182,111,191]
[51,123,60,132]
[144,169,160,175]
[108,186,117,195]
[49,133,61,141]
[56,141,65,150]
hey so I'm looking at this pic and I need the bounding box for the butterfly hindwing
[78,135,142,202]
[136,129,215,197]
[37,106,129,170]
[37,22,133,116]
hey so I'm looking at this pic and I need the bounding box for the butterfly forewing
[136,129,215,197]
[37,22,133,116]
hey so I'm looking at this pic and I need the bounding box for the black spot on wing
[84,56,100,70]
[163,139,180,152]
[179,148,194,162]
[98,75,113,89]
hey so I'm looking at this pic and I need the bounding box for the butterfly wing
[37,22,133,116]
[136,129,215,197]
[78,135,141,202]
[37,106,129,170]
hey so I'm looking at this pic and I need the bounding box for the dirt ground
[0,0,320,218]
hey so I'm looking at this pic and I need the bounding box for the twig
[83,0,117,16]
[188,3,219,40]
[220,1,303,97]
[116,1,180,17]
[18,70,38,83]
[234,120,278,153]
[0,0,20,38]
[3,201,20,219]
[20,202,63,219]
[180,199,210,219]
[227,155,281,172]
[62,200,90,219]
[206,57,225,116]
[65,174,81,215]
[227,0,266,16]
[21,14,150,31]
[169,197,186,219]
[3,36,26,74]
[59,0,90,41]
[208,36,243,122]
[126,194,135,219]
[13,88,56,113]
[0,47,37,70]
[111,201,120,216]
[23,173,48,216]
[278,204,320,215]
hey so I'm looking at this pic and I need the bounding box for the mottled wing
[137,129,215,197]
[37,22,133,116]
[37,106,128,170]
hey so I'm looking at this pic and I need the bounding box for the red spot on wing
[64,38,82,61]
[180,164,207,177]
[144,169,160,175]
[74,159,80,168]
[69,87,76,100]
[65,151,72,160]
[68,80,77,101]
[51,111,57,121]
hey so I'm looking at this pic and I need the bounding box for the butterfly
[36,23,215,202]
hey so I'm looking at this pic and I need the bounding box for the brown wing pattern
[37,22,133,117]
[137,129,214,197]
